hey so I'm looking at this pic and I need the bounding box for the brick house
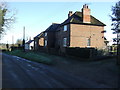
[34,32,44,50]
[34,4,106,53]
[44,23,60,48]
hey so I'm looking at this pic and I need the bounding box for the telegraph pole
[12,35,14,46]
[22,26,25,51]
[23,26,25,41]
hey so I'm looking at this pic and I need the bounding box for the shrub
[11,46,23,51]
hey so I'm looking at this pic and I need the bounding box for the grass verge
[4,50,53,65]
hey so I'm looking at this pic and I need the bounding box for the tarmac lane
[1,52,110,88]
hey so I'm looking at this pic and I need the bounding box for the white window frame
[63,38,67,47]
[45,32,47,36]
[45,40,47,46]
[64,25,67,31]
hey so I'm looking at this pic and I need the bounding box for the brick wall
[70,24,105,49]
[55,24,70,53]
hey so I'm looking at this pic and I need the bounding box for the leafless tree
[0,2,16,39]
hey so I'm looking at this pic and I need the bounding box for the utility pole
[23,26,25,41]
[22,26,25,51]
[12,35,14,46]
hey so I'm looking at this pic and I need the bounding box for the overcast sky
[0,1,117,45]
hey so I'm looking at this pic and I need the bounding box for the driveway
[1,52,110,88]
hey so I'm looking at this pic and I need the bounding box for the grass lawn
[4,50,53,65]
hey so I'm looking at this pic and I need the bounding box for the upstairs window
[63,38,67,47]
[45,32,47,36]
[64,25,67,31]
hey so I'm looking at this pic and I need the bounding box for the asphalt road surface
[2,52,110,88]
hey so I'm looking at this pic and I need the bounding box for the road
[1,52,110,88]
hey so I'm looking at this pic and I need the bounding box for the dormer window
[45,32,47,36]
[64,25,67,31]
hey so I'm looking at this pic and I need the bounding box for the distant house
[34,4,107,53]
[25,40,34,50]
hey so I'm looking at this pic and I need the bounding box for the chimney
[82,4,91,23]
[29,37,31,41]
[68,11,73,18]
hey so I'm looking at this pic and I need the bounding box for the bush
[97,49,110,56]
[11,46,23,51]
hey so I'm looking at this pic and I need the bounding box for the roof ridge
[61,11,106,26]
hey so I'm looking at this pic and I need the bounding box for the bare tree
[0,2,16,39]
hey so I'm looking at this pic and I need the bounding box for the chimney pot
[68,11,73,18]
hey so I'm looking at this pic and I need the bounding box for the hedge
[65,47,97,58]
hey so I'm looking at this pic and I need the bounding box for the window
[45,40,47,46]
[87,38,91,46]
[39,38,44,46]
[64,25,67,31]
[45,32,47,36]
[63,38,67,47]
